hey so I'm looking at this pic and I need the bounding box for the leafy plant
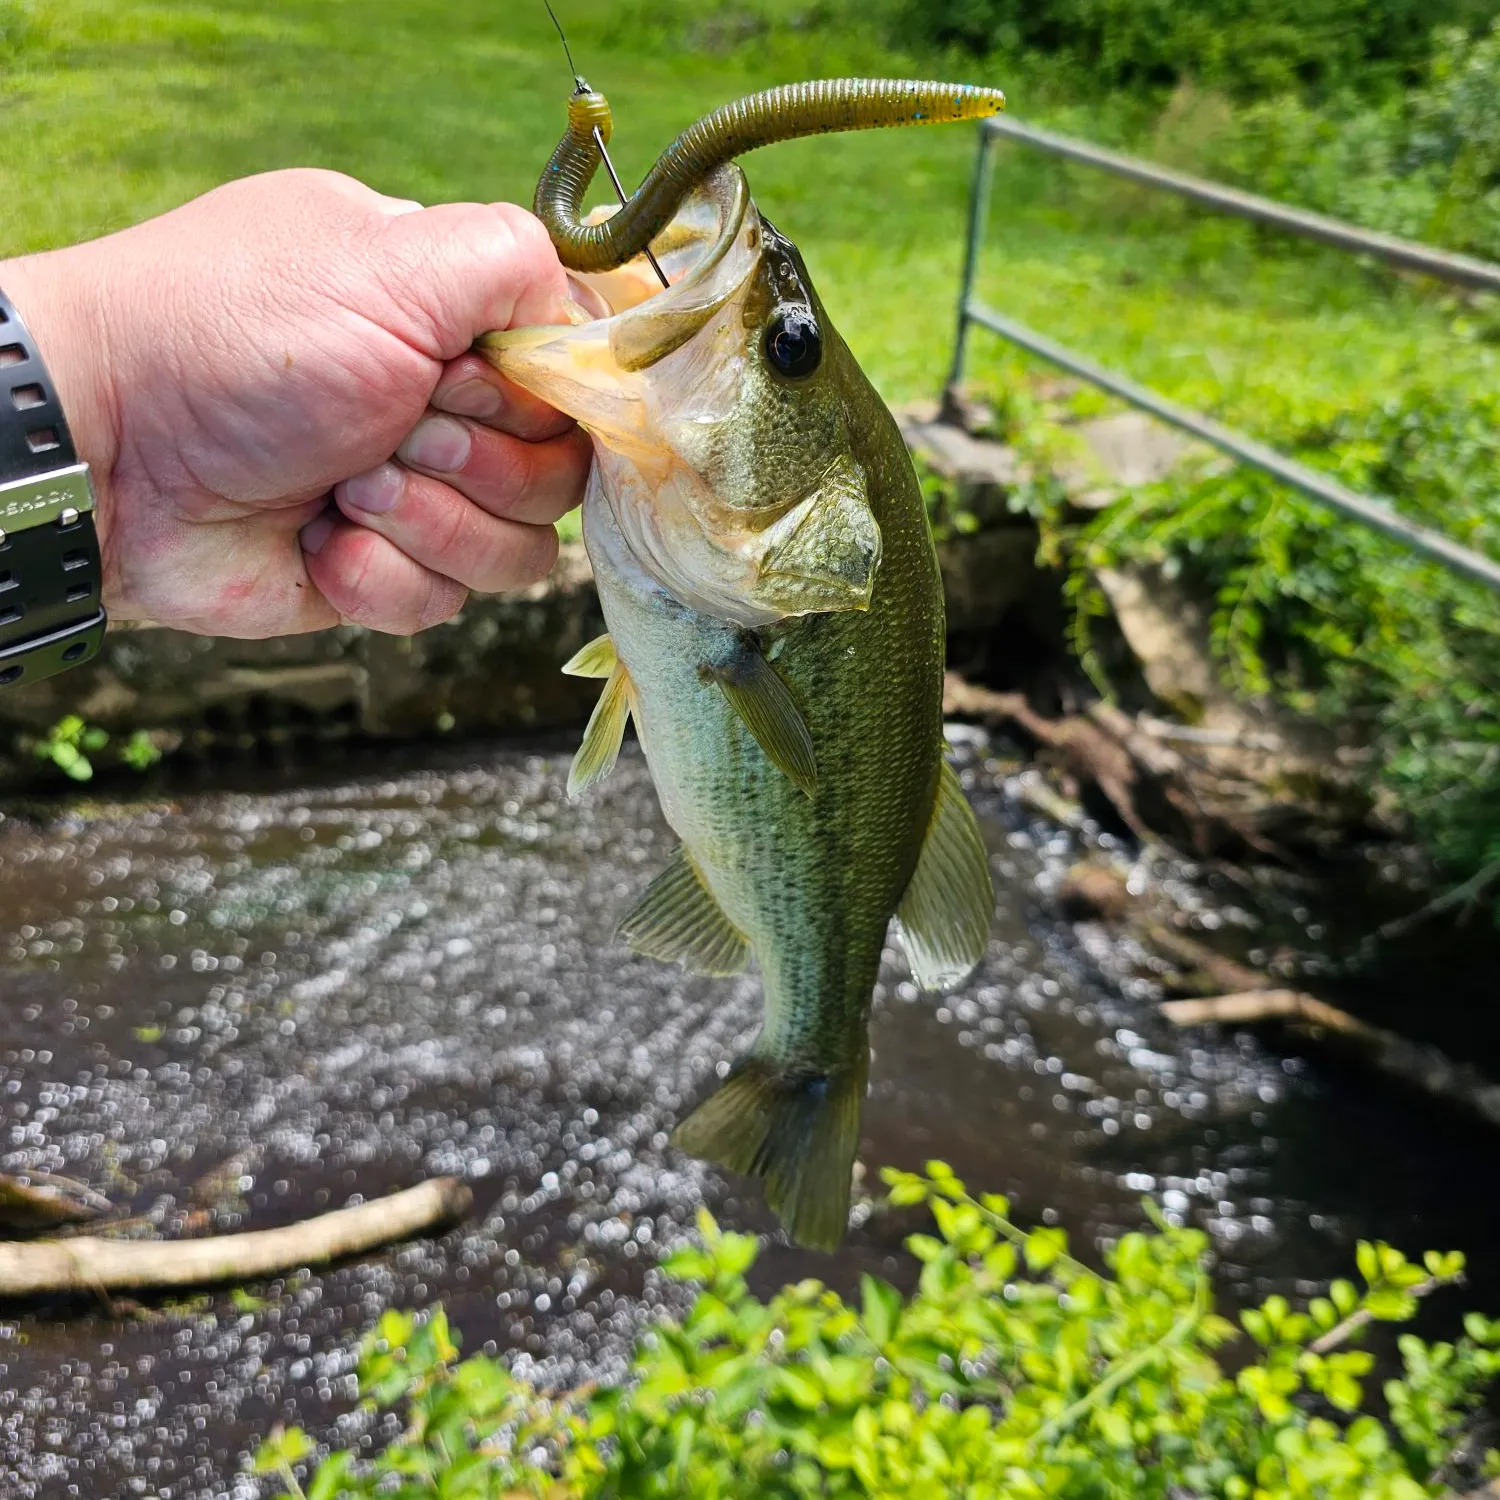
[252,1164,1500,1499]
[33,714,108,781]
[893,0,1495,98]
[1011,371,1500,909]
[30,716,163,781]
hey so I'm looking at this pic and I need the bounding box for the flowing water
[0,733,1494,1498]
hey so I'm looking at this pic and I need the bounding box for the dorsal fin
[896,760,994,990]
[708,645,817,798]
[616,846,748,975]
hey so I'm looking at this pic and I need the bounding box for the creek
[0,733,1494,1499]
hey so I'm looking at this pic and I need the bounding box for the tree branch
[0,1177,471,1297]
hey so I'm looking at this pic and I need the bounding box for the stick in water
[0,1177,472,1297]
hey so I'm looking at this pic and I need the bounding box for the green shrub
[1004,371,1500,907]
[895,0,1494,98]
[1212,22,1500,260]
[252,1164,1500,1499]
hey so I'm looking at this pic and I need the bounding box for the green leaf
[661,1248,714,1282]
[860,1274,901,1348]
[775,1367,824,1410]
[1330,1279,1358,1315]
[1023,1226,1067,1272]
[306,1451,354,1500]
[250,1425,314,1475]
[1365,1289,1418,1321]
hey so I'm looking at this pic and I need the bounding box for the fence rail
[945,118,1500,594]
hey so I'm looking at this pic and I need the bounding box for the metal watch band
[0,288,106,687]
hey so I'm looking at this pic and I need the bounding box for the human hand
[0,168,591,637]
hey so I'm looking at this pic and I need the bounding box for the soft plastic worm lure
[535,78,1007,274]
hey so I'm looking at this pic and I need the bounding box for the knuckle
[491,202,552,260]
[419,575,468,629]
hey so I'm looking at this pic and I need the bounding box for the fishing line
[540,0,671,289]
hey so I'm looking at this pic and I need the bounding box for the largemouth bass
[483,79,1003,1249]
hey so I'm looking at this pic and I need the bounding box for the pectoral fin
[756,454,882,614]
[897,760,994,990]
[709,647,818,798]
[567,662,634,799]
[616,846,748,975]
[562,633,618,679]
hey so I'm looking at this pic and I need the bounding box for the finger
[333,463,562,593]
[392,414,590,524]
[431,352,578,442]
[369,201,573,359]
[300,511,468,634]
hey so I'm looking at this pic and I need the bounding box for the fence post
[941,123,995,422]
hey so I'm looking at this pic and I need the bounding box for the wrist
[0,244,123,572]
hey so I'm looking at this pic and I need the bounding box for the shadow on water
[0,733,1494,1497]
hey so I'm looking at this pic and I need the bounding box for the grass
[8,2,1497,891]
[3,0,1489,421]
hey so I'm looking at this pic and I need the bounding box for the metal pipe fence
[944,118,1500,595]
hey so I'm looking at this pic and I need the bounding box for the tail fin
[672,1051,868,1251]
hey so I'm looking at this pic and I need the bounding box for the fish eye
[764,309,822,379]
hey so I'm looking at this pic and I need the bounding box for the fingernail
[437,378,504,421]
[400,415,471,474]
[340,461,404,515]
[300,511,336,554]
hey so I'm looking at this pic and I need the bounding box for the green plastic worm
[535,78,1006,273]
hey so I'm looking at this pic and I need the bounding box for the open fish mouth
[480,168,881,626]
[480,166,757,457]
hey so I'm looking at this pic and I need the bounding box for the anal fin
[896,759,994,990]
[709,646,817,798]
[616,846,748,975]
[672,1050,868,1252]
[567,661,634,798]
[562,633,617,679]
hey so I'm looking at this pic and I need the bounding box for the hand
[0,168,591,637]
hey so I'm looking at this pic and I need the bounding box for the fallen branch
[0,1170,113,1232]
[1146,926,1272,997]
[1160,990,1358,1031]
[1161,992,1500,1131]
[942,673,1294,857]
[0,1177,471,1297]
[1375,857,1500,943]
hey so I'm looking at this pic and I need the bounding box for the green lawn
[3,0,1488,425]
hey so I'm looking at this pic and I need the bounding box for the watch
[0,287,106,689]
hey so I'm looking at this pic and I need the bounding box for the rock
[1095,564,1223,725]
[0,543,605,785]
[1054,410,1220,511]
[896,404,1029,530]
[1057,863,1135,923]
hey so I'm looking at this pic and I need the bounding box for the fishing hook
[542,0,671,290]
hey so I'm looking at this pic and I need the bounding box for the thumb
[364,200,575,361]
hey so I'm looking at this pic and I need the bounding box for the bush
[1215,22,1500,260]
[252,1164,1500,1499]
[1009,370,1500,908]
[896,0,1495,99]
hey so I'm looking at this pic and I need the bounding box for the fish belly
[583,469,944,1073]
